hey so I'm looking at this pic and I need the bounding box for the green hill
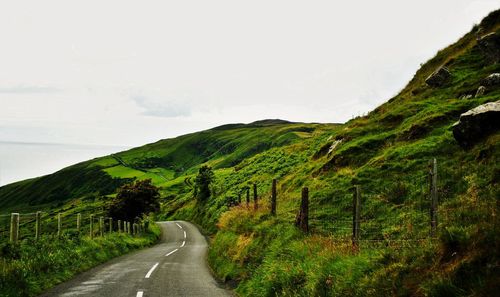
[0,120,335,211]
[1,9,499,297]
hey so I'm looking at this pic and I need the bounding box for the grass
[0,223,160,297]
[0,9,499,297]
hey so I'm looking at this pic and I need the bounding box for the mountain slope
[0,120,336,211]
[0,9,499,297]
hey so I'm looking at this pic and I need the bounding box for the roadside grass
[0,224,160,297]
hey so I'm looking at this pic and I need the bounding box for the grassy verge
[208,197,498,297]
[0,224,160,297]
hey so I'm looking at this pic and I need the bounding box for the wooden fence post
[271,179,277,216]
[352,185,361,247]
[10,213,19,243]
[295,187,309,232]
[77,213,81,233]
[253,183,258,210]
[99,217,104,237]
[57,213,62,237]
[430,158,438,237]
[246,188,250,208]
[90,215,94,239]
[35,211,41,240]
[118,220,122,232]
[109,218,113,233]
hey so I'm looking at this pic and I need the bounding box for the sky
[1,0,499,149]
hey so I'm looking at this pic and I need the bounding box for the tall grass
[0,224,160,297]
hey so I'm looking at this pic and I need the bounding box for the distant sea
[0,141,129,187]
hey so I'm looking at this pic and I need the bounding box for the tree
[108,179,160,221]
[194,165,214,201]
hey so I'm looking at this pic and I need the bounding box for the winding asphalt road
[40,221,231,297]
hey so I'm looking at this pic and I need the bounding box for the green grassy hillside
[1,9,499,297]
[0,120,334,212]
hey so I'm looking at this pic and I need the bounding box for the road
[40,221,231,297]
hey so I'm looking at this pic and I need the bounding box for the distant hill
[0,120,336,211]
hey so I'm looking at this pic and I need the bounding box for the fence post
[90,215,94,239]
[271,179,277,216]
[118,220,122,232]
[99,217,104,237]
[352,185,361,247]
[430,158,438,237]
[253,183,258,210]
[10,213,19,243]
[57,213,62,237]
[246,188,250,208]
[109,218,113,233]
[35,211,41,240]
[77,213,81,233]
[295,187,309,232]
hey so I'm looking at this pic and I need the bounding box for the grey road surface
[40,221,231,297]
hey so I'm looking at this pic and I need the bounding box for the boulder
[452,100,500,148]
[475,86,486,98]
[477,32,500,63]
[482,73,500,86]
[425,67,451,87]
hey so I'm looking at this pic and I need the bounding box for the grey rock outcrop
[482,73,500,86]
[475,86,486,98]
[425,67,451,87]
[477,32,500,63]
[452,100,500,148]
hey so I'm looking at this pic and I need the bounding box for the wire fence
[304,159,467,249]
[0,208,145,243]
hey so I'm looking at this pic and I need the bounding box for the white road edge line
[183,230,187,239]
[145,263,159,279]
[137,291,144,297]
[175,223,183,229]
[181,240,185,247]
[165,248,179,257]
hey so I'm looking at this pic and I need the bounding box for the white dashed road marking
[183,231,186,239]
[165,249,179,257]
[145,263,159,279]
[175,223,182,229]
[137,291,144,297]
[181,241,185,247]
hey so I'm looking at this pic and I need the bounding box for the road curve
[40,221,231,297]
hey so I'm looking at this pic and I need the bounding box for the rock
[475,86,486,98]
[482,73,500,86]
[477,32,500,63]
[452,100,500,148]
[425,67,451,87]
[327,139,343,155]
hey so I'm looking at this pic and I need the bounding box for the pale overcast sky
[1,0,499,147]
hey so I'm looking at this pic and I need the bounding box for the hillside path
[40,221,231,297]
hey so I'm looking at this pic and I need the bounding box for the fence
[232,158,452,250]
[0,210,147,243]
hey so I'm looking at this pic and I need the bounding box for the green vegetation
[109,179,160,221]
[0,9,499,297]
[0,224,160,297]
[194,165,215,202]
